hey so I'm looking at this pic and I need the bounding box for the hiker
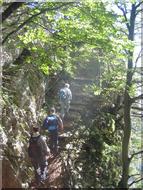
[59,83,72,118]
[42,107,63,156]
[28,126,50,187]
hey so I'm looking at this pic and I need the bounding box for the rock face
[2,61,46,188]
[2,158,22,188]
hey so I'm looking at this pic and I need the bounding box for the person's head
[64,83,70,88]
[32,126,39,133]
[31,126,40,137]
[50,107,56,114]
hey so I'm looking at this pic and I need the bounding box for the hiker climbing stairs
[63,61,101,129]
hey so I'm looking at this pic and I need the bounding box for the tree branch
[129,173,140,178]
[131,106,143,111]
[131,48,143,78]
[129,150,143,161]
[131,94,143,103]
[135,8,143,16]
[135,1,143,9]
[2,2,75,44]
[1,2,25,23]
[32,20,53,34]
[131,113,143,118]
[136,83,143,88]
[129,177,143,187]
[116,3,130,31]
[134,48,143,66]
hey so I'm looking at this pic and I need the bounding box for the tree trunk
[118,3,136,188]
[120,91,131,188]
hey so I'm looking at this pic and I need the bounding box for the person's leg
[40,159,48,182]
[49,133,52,152]
[65,101,70,115]
[49,132,54,154]
[32,160,41,185]
[60,101,65,118]
[53,130,58,155]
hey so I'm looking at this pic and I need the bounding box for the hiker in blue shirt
[42,107,63,156]
[28,126,50,187]
[59,83,72,118]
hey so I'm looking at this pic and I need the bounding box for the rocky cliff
[1,59,46,188]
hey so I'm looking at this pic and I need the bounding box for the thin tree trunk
[121,91,131,188]
[119,4,136,188]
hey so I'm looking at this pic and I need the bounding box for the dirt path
[47,156,64,188]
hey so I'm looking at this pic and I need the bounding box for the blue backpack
[59,89,67,101]
[44,115,58,131]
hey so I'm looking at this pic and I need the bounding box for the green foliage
[0,0,3,6]
[16,1,118,79]
[62,109,122,188]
